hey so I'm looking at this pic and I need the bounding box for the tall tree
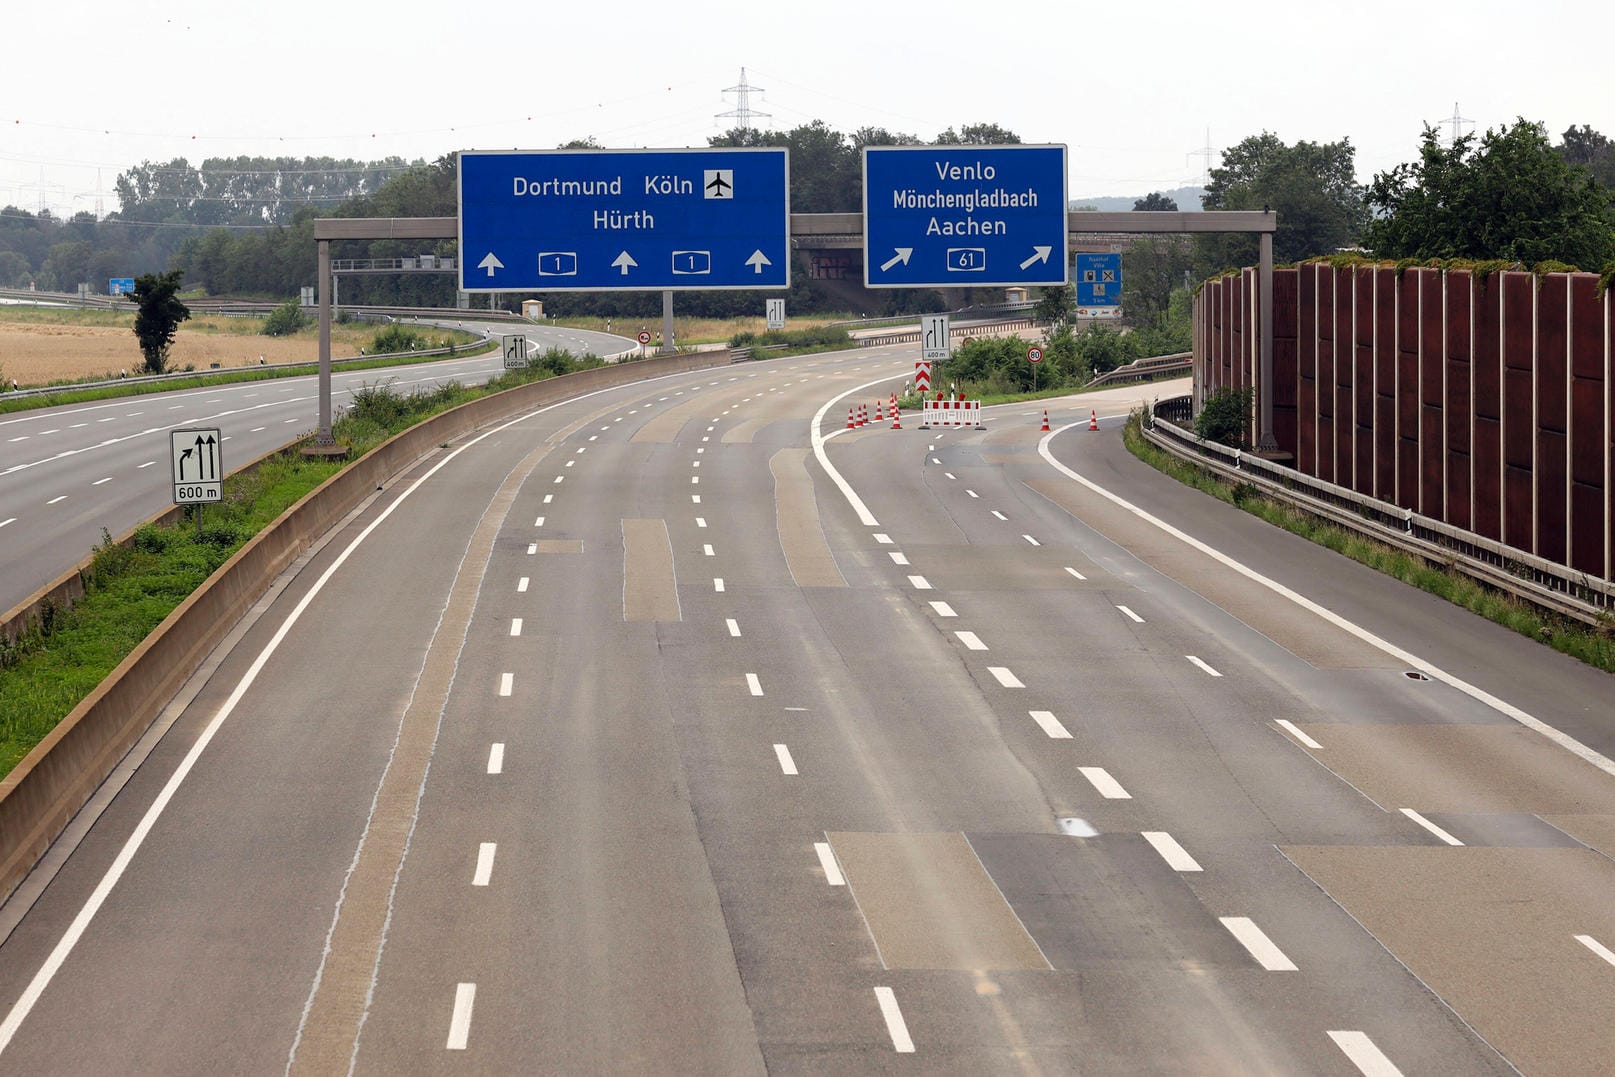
[1365,120,1615,267]
[1556,125,1615,189]
[1196,132,1367,270]
[935,123,1022,145]
[1133,192,1178,212]
[126,270,191,374]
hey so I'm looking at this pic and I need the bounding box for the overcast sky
[5,0,1612,217]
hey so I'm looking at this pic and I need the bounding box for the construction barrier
[919,400,983,429]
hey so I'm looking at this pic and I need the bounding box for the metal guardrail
[1087,351,1191,388]
[857,318,1038,347]
[822,300,1037,332]
[1144,397,1614,626]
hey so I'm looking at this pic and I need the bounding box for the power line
[1441,101,1475,146]
[1186,128,1217,184]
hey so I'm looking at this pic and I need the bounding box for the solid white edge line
[1275,719,1324,750]
[746,673,763,696]
[872,986,916,1053]
[810,371,910,527]
[773,744,798,775]
[1327,1030,1405,1077]
[446,983,476,1050]
[11,368,734,1057]
[1078,766,1131,799]
[1219,916,1298,971]
[1037,424,1615,779]
[1028,710,1072,739]
[486,743,504,775]
[472,843,497,886]
[1141,831,1202,871]
[1575,934,1615,966]
[1400,808,1464,846]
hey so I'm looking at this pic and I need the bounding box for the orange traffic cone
[1040,409,1051,432]
[847,407,856,430]
[875,399,885,422]
[1088,409,1099,431]
[891,405,902,430]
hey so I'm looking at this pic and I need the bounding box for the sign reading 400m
[863,144,1068,289]
[458,148,790,292]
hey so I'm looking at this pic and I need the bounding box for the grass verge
[0,348,611,779]
[1122,412,1615,674]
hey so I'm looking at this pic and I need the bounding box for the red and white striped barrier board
[914,361,931,395]
[918,399,983,428]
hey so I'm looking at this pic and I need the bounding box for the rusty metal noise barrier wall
[0,350,735,905]
[1144,398,1613,626]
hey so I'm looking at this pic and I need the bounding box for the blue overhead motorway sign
[458,148,790,291]
[862,145,1067,289]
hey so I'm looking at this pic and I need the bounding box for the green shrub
[369,324,426,355]
[1195,387,1255,449]
[262,298,308,337]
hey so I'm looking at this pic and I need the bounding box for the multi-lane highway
[0,318,633,614]
[0,345,1611,1074]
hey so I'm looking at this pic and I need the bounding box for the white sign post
[501,333,529,369]
[766,298,785,330]
[921,315,950,363]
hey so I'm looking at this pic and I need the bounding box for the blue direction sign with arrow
[1076,252,1122,309]
[458,148,790,292]
[862,145,1067,289]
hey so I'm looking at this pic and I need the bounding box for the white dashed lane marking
[1028,710,1071,739]
[1142,832,1203,872]
[1220,917,1297,971]
[773,744,799,775]
[486,744,504,774]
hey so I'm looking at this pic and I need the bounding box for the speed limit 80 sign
[1027,346,1044,364]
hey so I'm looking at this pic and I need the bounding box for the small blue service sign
[863,145,1068,289]
[458,148,790,292]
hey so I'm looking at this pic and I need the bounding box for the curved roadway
[0,346,1611,1074]
[0,318,635,613]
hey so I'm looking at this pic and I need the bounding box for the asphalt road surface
[0,317,634,614]
[0,347,1611,1074]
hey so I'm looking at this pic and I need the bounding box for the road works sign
[170,427,222,504]
[863,145,1068,289]
[458,148,790,292]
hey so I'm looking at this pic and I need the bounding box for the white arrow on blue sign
[863,145,1068,289]
[458,148,790,292]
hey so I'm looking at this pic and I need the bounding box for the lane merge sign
[922,314,950,363]
[171,427,222,504]
[863,144,1068,289]
[766,297,785,330]
[501,334,529,369]
[459,148,790,292]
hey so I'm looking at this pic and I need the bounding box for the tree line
[3,119,1611,318]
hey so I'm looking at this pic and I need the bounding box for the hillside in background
[1070,186,1206,212]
